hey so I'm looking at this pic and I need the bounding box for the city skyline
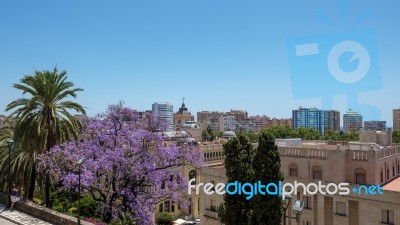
[1,1,400,125]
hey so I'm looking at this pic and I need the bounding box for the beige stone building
[197,131,400,225]
[393,109,400,131]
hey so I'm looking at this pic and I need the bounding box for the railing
[378,145,400,160]
[353,151,368,161]
[280,148,328,159]
[204,151,225,162]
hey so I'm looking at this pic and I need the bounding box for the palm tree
[0,120,36,198]
[5,67,86,207]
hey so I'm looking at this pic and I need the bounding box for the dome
[222,131,236,139]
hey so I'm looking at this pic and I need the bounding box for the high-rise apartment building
[343,110,363,132]
[152,102,174,131]
[393,109,400,131]
[292,107,340,134]
[364,121,386,131]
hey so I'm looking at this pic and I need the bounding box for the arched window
[311,165,323,180]
[354,167,367,185]
[288,163,298,177]
[189,170,197,184]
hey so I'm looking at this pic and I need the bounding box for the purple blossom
[38,103,204,224]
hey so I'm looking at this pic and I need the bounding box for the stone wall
[0,192,92,225]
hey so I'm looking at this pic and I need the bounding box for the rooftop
[383,176,400,192]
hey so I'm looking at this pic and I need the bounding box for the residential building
[343,110,363,132]
[292,107,340,134]
[364,121,386,131]
[196,111,224,131]
[218,115,236,131]
[152,102,174,131]
[393,109,400,131]
[226,110,248,121]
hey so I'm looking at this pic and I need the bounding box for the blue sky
[0,0,399,126]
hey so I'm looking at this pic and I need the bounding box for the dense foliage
[221,132,283,225]
[38,103,204,224]
[1,68,85,204]
[261,125,359,141]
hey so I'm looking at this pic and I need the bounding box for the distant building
[393,109,400,131]
[218,115,236,131]
[364,121,386,131]
[343,110,363,132]
[173,98,194,131]
[196,111,224,131]
[152,102,174,131]
[226,110,248,121]
[292,107,340,134]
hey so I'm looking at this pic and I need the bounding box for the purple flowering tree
[38,103,204,224]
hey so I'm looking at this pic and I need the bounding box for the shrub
[156,212,174,225]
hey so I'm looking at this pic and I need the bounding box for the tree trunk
[45,173,50,207]
[28,162,36,200]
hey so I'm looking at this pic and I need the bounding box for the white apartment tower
[152,102,174,131]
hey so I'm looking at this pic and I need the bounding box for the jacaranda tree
[38,103,204,224]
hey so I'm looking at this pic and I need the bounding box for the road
[0,217,17,225]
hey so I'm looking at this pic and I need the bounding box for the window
[393,166,395,176]
[210,199,217,212]
[312,165,322,179]
[355,173,366,185]
[289,163,298,177]
[159,203,163,212]
[303,196,312,209]
[198,198,200,212]
[161,182,165,190]
[336,202,346,216]
[382,209,394,224]
[387,169,390,179]
[164,201,170,212]
[189,170,197,184]
[381,171,384,183]
[210,180,215,191]
[303,221,311,225]
[290,168,298,177]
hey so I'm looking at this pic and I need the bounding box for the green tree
[393,131,400,143]
[202,125,215,141]
[293,127,320,140]
[5,68,86,206]
[213,130,224,138]
[222,134,254,225]
[262,125,294,139]
[0,119,37,197]
[250,131,283,224]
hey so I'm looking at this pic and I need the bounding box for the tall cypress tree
[250,131,284,224]
[222,134,254,225]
